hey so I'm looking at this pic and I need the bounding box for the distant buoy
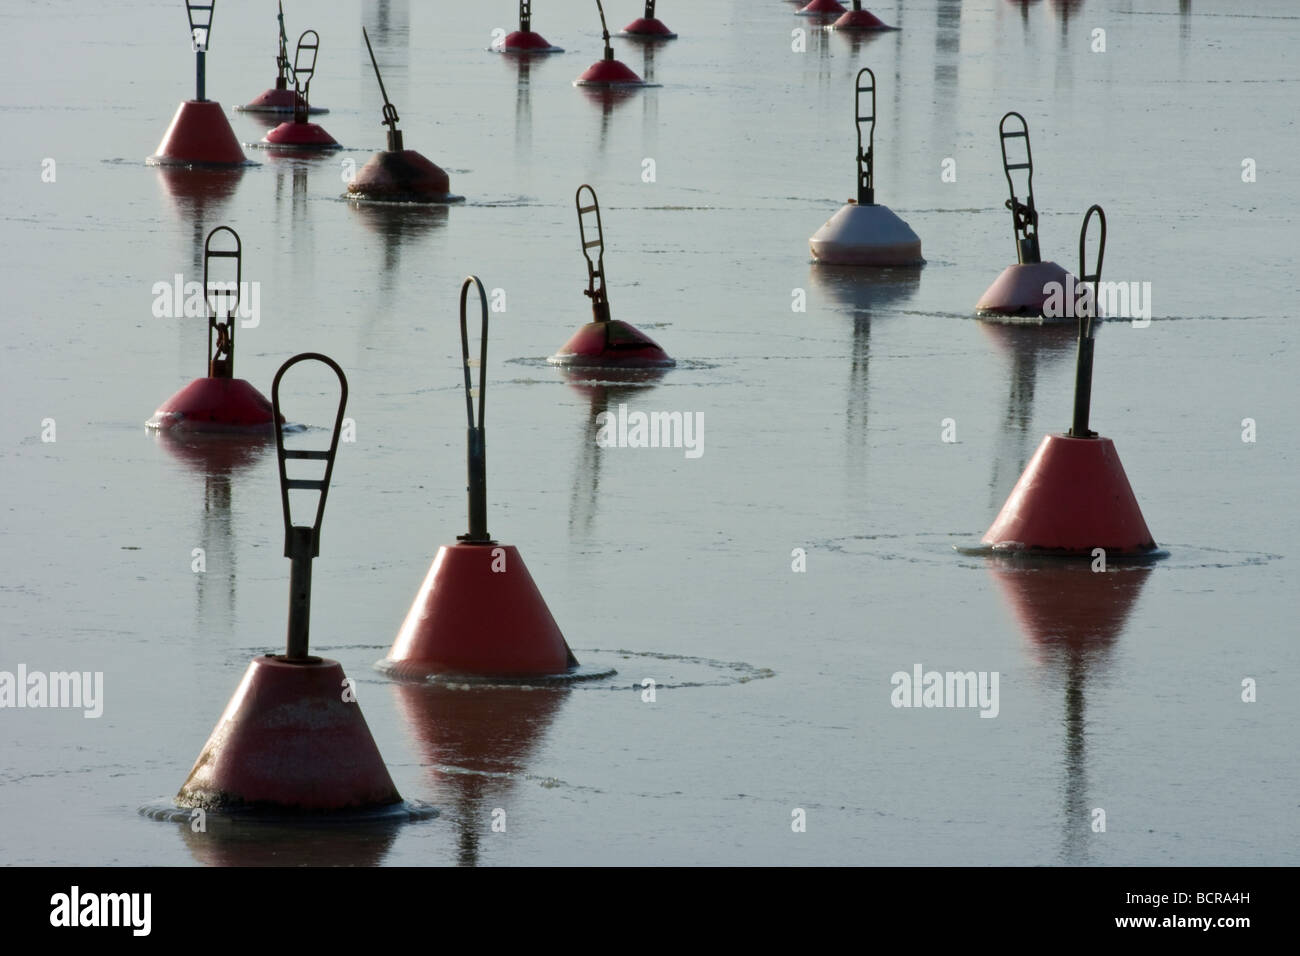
[549,185,675,368]
[830,1,892,30]
[176,354,404,813]
[983,207,1158,556]
[977,112,1080,320]
[502,1,564,53]
[810,68,923,266]
[148,227,282,433]
[237,2,329,114]
[148,3,246,166]
[575,1,645,86]
[797,0,848,16]
[261,30,339,149]
[621,1,677,38]
[381,278,580,679]
[347,28,461,203]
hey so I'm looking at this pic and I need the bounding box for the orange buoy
[502,1,564,53]
[381,278,580,679]
[177,355,404,813]
[575,1,645,86]
[148,227,282,433]
[621,2,677,38]
[260,30,339,149]
[549,185,674,368]
[983,207,1158,556]
[238,2,329,114]
[148,3,246,166]
[810,68,923,266]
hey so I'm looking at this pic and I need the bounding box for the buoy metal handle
[362,27,403,151]
[576,184,611,323]
[596,0,614,60]
[271,353,349,660]
[999,111,1040,264]
[292,29,320,120]
[274,0,292,90]
[519,0,532,32]
[185,0,216,101]
[458,277,492,544]
[855,67,876,206]
[1069,204,1106,439]
[203,226,241,379]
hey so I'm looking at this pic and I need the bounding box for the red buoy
[982,206,1158,556]
[502,1,564,53]
[148,5,247,166]
[382,278,580,680]
[549,185,675,368]
[621,2,677,38]
[830,2,892,30]
[176,354,404,813]
[797,0,848,16]
[259,30,338,149]
[148,227,282,434]
[239,3,329,114]
[575,1,645,86]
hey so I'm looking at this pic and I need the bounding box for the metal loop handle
[203,226,241,378]
[186,0,215,99]
[459,277,491,543]
[855,67,876,206]
[293,29,320,113]
[1070,205,1107,438]
[576,184,611,323]
[999,111,1039,263]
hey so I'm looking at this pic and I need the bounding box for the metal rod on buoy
[291,29,320,124]
[274,0,292,91]
[362,27,402,152]
[576,185,612,323]
[596,0,614,60]
[644,0,657,17]
[999,111,1040,265]
[520,0,532,32]
[185,0,215,102]
[458,277,492,544]
[203,226,241,379]
[1069,205,1106,439]
[855,67,875,205]
[271,354,348,661]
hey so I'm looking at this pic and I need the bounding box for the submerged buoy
[977,112,1079,320]
[983,207,1157,556]
[237,2,328,114]
[620,1,677,38]
[148,3,246,166]
[261,30,339,149]
[381,278,580,680]
[177,355,404,813]
[810,68,923,266]
[502,1,564,53]
[830,1,892,31]
[347,27,460,203]
[549,185,674,368]
[575,1,645,86]
[148,227,282,433]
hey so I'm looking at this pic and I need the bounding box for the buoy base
[346,149,460,203]
[830,9,892,30]
[147,377,282,433]
[621,18,677,38]
[262,121,340,148]
[502,30,563,53]
[798,0,848,15]
[574,58,645,86]
[237,87,328,114]
[384,543,578,679]
[983,433,1156,555]
[148,100,247,166]
[548,320,675,368]
[976,261,1075,320]
[810,202,924,266]
[176,656,401,813]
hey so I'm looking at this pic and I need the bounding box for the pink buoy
[575,1,645,87]
[620,2,677,38]
[259,30,340,150]
[502,1,564,53]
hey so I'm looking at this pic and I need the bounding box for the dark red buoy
[177,354,403,813]
[502,1,564,53]
[575,1,645,86]
[830,1,892,30]
[983,206,1158,556]
[261,30,339,149]
[148,3,246,166]
[381,278,580,680]
[237,2,328,114]
[797,0,848,16]
[620,1,677,38]
[549,185,674,369]
[148,227,282,433]
[347,28,460,203]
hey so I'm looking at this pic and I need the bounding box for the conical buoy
[262,30,339,149]
[502,1,564,53]
[177,354,403,813]
[238,2,328,114]
[621,1,677,38]
[977,112,1081,320]
[148,227,282,433]
[810,68,923,266]
[575,1,645,86]
[148,3,246,166]
[347,28,461,203]
[381,278,580,679]
[830,1,893,31]
[549,185,674,368]
[797,0,848,16]
[983,206,1157,556]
